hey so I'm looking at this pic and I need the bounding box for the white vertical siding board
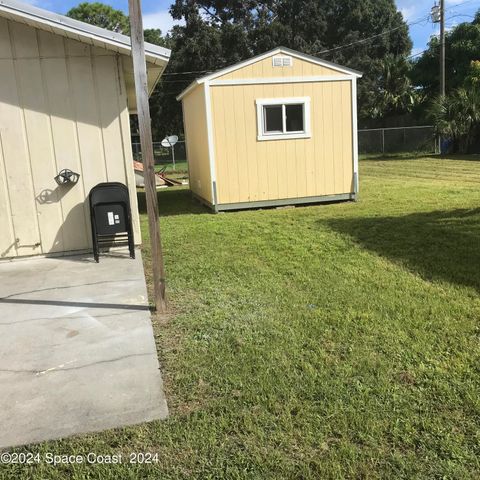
[93,54,126,183]
[0,131,17,257]
[0,21,146,257]
[16,50,65,253]
[38,32,67,251]
[119,101,142,245]
[116,56,142,244]
[9,20,38,58]
[65,37,90,57]
[45,38,89,252]
[0,18,13,57]
[66,50,100,248]
[1,23,41,256]
[67,48,108,239]
[37,28,65,58]
[14,24,65,254]
[89,47,110,182]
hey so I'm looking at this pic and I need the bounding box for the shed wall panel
[0,19,140,258]
[210,80,354,205]
[182,85,212,203]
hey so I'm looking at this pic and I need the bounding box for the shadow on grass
[324,208,480,291]
[137,187,211,217]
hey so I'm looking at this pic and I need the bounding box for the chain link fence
[358,126,439,156]
[132,141,187,167]
[133,127,438,168]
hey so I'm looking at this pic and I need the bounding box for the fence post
[382,129,385,154]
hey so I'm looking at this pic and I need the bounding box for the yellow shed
[0,0,170,259]
[178,47,362,212]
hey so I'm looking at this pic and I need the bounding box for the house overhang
[0,0,171,111]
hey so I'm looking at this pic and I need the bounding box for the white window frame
[256,97,311,141]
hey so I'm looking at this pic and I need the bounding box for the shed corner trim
[203,81,218,208]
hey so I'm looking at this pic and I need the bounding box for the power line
[310,0,476,58]
[314,14,431,56]
[159,0,477,77]
[406,11,475,62]
[161,69,213,76]
[446,0,478,10]
[408,48,429,60]
[160,11,434,76]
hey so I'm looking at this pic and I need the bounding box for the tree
[67,2,130,33]
[68,1,415,137]
[371,54,417,119]
[161,0,413,133]
[67,4,168,47]
[411,10,480,97]
[144,29,169,48]
[153,2,224,137]
[307,0,412,121]
[429,60,480,153]
[429,87,480,153]
[464,60,480,88]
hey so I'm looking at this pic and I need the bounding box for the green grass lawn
[3,155,480,479]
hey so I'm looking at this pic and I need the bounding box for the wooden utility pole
[128,0,167,312]
[432,0,446,153]
[440,0,446,97]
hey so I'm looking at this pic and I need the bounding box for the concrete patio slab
[0,250,168,449]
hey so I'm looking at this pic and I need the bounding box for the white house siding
[0,18,140,258]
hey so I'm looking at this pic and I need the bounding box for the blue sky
[397,0,479,57]
[26,0,480,55]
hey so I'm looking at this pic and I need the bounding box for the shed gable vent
[272,56,293,67]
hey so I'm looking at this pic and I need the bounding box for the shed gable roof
[177,47,362,100]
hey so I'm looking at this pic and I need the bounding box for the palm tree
[429,87,480,153]
[371,54,417,119]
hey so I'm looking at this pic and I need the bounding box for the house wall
[210,79,354,205]
[0,18,140,259]
[181,84,213,204]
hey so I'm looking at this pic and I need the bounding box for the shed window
[264,105,283,133]
[285,104,304,132]
[256,97,311,141]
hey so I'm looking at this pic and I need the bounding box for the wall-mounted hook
[54,169,80,186]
